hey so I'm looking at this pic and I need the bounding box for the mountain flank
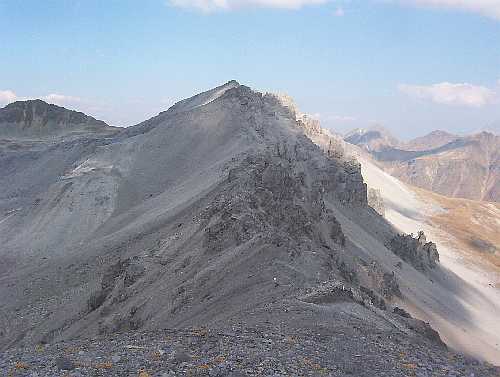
[0,82,499,374]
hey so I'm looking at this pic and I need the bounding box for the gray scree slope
[0,82,498,374]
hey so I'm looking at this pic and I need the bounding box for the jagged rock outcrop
[387,231,439,271]
[339,159,368,206]
[205,148,349,258]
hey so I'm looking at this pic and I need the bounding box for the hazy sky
[1,0,499,139]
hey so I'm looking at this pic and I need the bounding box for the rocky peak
[165,80,241,115]
[344,126,399,152]
[403,130,459,151]
[427,130,455,137]
[0,99,114,139]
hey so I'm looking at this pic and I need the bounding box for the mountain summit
[0,99,116,139]
[344,126,399,152]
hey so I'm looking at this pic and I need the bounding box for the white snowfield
[353,150,500,364]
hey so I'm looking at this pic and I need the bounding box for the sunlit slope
[355,151,500,363]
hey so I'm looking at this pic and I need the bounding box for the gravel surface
[2,325,499,376]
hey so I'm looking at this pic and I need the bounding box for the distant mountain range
[344,127,500,202]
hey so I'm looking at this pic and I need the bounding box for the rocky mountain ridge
[1,81,499,374]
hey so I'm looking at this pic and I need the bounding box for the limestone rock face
[387,231,439,271]
[340,159,368,206]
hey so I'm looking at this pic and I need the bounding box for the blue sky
[1,0,499,139]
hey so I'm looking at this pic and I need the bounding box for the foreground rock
[2,326,499,377]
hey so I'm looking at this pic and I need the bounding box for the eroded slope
[1,82,496,373]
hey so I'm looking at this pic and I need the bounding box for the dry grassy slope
[414,187,500,273]
[349,147,500,364]
[411,188,500,364]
